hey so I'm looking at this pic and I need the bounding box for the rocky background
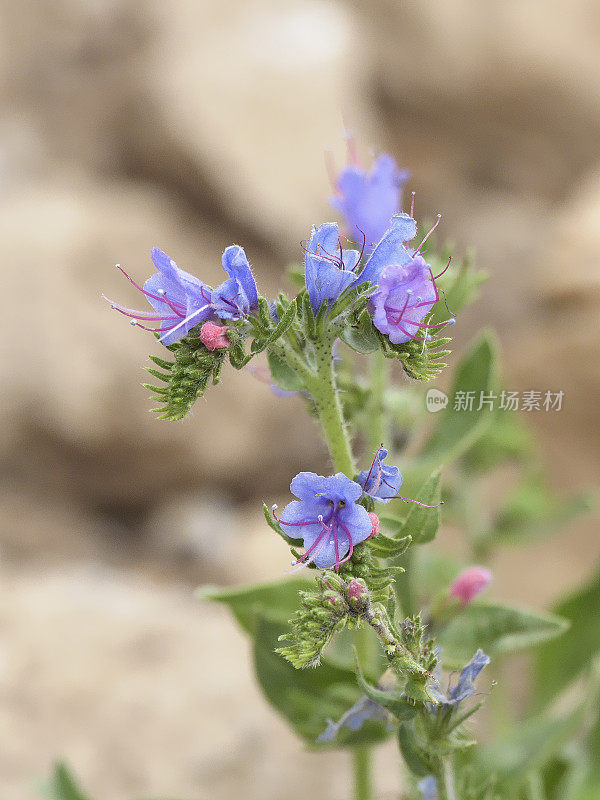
[0,1,599,798]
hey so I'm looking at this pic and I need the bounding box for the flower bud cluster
[276,572,372,669]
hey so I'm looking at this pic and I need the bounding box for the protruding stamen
[413,214,441,256]
[410,191,415,218]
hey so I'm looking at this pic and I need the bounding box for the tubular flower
[327,136,408,248]
[275,472,373,570]
[357,446,403,503]
[105,245,257,346]
[304,213,417,315]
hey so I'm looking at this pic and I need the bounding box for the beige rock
[0,562,357,800]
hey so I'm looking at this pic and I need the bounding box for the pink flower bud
[347,579,368,601]
[200,321,230,350]
[368,512,380,538]
[449,566,492,605]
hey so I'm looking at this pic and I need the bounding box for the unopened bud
[200,321,230,350]
[449,566,492,605]
[346,578,369,611]
[368,512,380,538]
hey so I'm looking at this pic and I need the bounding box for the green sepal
[375,327,451,381]
[262,503,302,546]
[369,533,413,558]
[251,300,297,353]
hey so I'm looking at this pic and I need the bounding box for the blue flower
[105,245,258,346]
[317,696,389,743]
[430,649,490,708]
[276,472,373,570]
[418,776,439,800]
[211,245,258,320]
[304,213,417,315]
[329,153,409,248]
[357,446,403,504]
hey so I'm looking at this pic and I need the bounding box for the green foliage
[471,705,585,796]
[492,472,590,547]
[419,330,498,468]
[355,656,418,720]
[41,763,91,800]
[439,603,569,667]
[381,470,442,545]
[266,350,305,392]
[254,614,389,745]
[428,248,487,326]
[461,408,534,474]
[534,564,600,708]
[197,577,312,634]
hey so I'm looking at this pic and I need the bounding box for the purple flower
[304,213,417,315]
[369,255,449,345]
[329,151,409,249]
[105,245,257,346]
[357,447,403,504]
[430,649,490,708]
[275,472,373,570]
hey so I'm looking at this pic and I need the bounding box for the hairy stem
[431,756,457,800]
[307,339,355,475]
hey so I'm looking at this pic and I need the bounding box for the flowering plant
[46,139,596,800]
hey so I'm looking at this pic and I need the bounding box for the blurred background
[1,1,599,798]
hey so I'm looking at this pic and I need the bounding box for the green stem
[366,349,389,454]
[431,756,457,800]
[352,745,372,800]
[307,340,355,475]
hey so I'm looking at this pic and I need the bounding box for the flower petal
[357,213,417,287]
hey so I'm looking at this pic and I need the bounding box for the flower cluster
[105,245,257,345]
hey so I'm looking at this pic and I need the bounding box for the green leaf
[419,330,498,468]
[492,472,591,546]
[355,655,417,720]
[534,564,600,708]
[339,310,380,354]
[42,763,91,800]
[384,471,442,545]
[472,706,584,794]
[266,350,305,392]
[428,249,487,326]
[439,602,569,666]
[253,614,389,745]
[397,723,431,777]
[461,409,534,474]
[197,577,312,634]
